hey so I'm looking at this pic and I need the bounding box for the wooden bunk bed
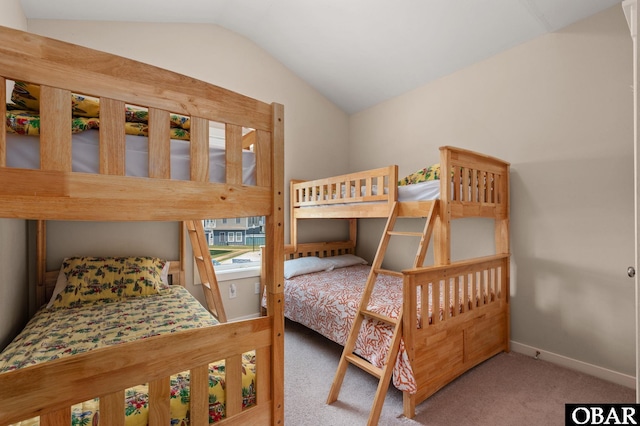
[0,26,284,425]
[286,146,510,424]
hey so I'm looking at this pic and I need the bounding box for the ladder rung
[361,309,397,326]
[374,268,403,278]
[346,354,383,378]
[387,231,423,237]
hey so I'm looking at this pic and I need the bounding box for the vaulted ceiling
[20,0,623,114]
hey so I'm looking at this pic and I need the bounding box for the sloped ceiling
[20,0,623,114]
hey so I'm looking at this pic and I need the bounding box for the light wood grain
[0,25,284,426]
[286,145,510,421]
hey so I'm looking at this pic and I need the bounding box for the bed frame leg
[403,392,416,419]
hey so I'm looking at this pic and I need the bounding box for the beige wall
[0,0,26,28]
[350,5,635,376]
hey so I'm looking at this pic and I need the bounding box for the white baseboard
[510,341,636,390]
[229,313,261,322]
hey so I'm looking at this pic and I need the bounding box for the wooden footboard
[0,318,273,425]
[401,254,510,417]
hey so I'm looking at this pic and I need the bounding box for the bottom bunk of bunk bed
[0,256,273,426]
[275,242,510,419]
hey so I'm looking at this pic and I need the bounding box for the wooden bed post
[495,169,510,255]
[435,147,452,265]
[179,222,186,286]
[265,102,285,425]
[36,220,46,308]
[348,218,357,248]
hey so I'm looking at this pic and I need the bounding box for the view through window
[203,217,265,269]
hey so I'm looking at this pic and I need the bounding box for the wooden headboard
[284,241,356,260]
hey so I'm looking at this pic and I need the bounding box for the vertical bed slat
[148,108,171,179]
[40,407,71,426]
[148,377,171,424]
[189,364,209,425]
[99,98,126,176]
[190,116,209,182]
[225,354,243,417]
[100,390,125,426]
[256,345,272,405]
[432,281,440,324]
[254,129,272,187]
[40,86,72,172]
[226,124,243,185]
[445,278,451,320]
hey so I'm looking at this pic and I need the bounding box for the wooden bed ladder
[326,201,436,426]
[184,220,227,323]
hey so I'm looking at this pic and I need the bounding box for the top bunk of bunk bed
[0,25,284,426]
[290,145,510,260]
[291,145,509,220]
[0,26,282,222]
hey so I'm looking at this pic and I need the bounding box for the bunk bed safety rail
[291,165,398,207]
[0,26,275,221]
[403,253,509,337]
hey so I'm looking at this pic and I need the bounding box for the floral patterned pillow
[11,81,100,117]
[6,108,100,135]
[398,163,442,186]
[125,106,191,129]
[50,256,167,309]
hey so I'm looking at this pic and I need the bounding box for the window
[204,217,265,271]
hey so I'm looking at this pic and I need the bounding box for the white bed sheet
[397,180,440,201]
[6,131,256,185]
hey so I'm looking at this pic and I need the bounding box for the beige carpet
[284,319,635,425]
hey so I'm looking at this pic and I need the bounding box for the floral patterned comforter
[282,264,418,393]
[1,286,256,425]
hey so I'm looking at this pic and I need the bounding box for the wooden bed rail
[403,254,510,327]
[0,27,272,132]
[291,165,397,207]
[0,26,278,222]
[401,253,510,413]
[0,318,273,426]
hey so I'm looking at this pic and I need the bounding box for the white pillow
[326,254,368,269]
[160,261,171,285]
[46,267,69,309]
[284,256,333,279]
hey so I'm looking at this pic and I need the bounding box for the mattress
[5,131,257,185]
[0,285,257,425]
[397,180,440,201]
[281,261,494,394]
[282,264,418,393]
